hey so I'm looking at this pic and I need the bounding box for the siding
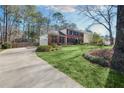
[83,32,93,43]
[39,34,48,45]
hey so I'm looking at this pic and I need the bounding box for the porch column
[65,35,67,45]
[57,36,59,44]
[48,34,51,45]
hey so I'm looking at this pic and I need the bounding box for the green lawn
[37,45,124,88]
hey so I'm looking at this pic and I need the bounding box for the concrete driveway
[0,47,82,88]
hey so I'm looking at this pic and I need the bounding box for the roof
[48,30,59,36]
[59,29,84,35]
[67,29,84,33]
[83,31,92,34]
[59,31,65,35]
[45,29,92,36]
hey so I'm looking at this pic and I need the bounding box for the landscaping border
[83,49,110,67]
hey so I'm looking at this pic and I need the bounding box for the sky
[37,5,117,37]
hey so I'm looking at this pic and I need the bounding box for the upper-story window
[75,32,77,35]
[77,32,79,35]
[69,31,72,35]
[67,30,72,35]
[67,30,69,35]
[74,32,78,35]
[67,30,80,35]
[73,31,76,35]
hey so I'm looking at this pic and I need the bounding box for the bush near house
[51,43,58,50]
[36,44,60,52]
[51,43,58,48]
[1,43,12,49]
[36,45,52,52]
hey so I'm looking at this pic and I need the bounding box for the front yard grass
[37,45,124,88]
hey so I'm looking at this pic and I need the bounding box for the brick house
[39,29,92,45]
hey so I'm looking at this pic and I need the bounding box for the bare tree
[2,5,8,43]
[77,5,117,45]
[0,5,21,43]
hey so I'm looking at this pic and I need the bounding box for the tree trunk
[27,23,30,40]
[5,5,8,43]
[3,6,6,43]
[109,30,114,45]
[111,5,124,72]
[23,20,26,40]
[0,23,2,43]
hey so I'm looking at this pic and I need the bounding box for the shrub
[1,43,11,49]
[51,43,58,48]
[51,43,61,50]
[36,45,52,52]
[83,52,110,67]
[91,32,104,46]
[50,48,55,51]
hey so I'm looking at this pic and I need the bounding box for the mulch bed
[89,49,113,61]
[83,49,114,67]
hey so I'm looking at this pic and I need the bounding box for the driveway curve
[0,47,82,88]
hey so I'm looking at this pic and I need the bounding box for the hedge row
[83,51,110,67]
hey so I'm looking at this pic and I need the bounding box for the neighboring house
[103,38,110,45]
[83,32,93,43]
[101,36,116,46]
[103,38,116,45]
[39,29,93,45]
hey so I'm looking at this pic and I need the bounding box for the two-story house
[39,29,92,45]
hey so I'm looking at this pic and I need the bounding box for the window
[73,31,76,35]
[67,30,69,35]
[59,37,65,44]
[51,36,57,43]
[77,32,79,35]
[69,31,72,35]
